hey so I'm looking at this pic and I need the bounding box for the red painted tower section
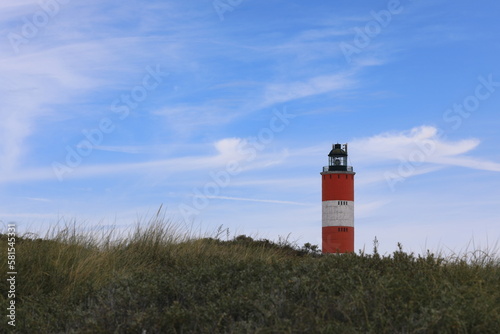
[321,143,355,253]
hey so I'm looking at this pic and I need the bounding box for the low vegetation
[1,218,499,333]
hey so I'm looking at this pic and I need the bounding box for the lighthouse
[321,143,355,253]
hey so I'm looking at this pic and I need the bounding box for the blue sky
[1,0,499,255]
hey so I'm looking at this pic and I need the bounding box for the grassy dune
[1,219,499,333]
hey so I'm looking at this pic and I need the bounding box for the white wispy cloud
[205,195,312,206]
[0,137,285,183]
[348,125,500,186]
[432,156,500,172]
[0,1,39,23]
[262,72,356,107]
[351,125,492,166]
[0,1,206,176]
[356,200,391,218]
[25,197,52,203]
[90,145,176,154]
[152,104,242,137]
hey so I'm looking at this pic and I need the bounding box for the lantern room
[326,143,350,172]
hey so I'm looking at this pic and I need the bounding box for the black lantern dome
[326,143,351,171]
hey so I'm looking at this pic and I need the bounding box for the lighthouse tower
[321,143,355,253]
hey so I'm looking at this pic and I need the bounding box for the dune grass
[0,218,499,333]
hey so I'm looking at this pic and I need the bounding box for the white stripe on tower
[322,200,354,227]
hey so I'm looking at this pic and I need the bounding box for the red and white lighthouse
[321,143,355,253]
